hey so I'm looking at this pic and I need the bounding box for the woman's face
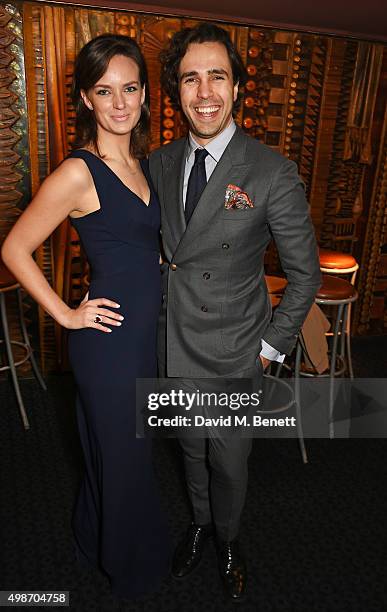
[81,54,145,138]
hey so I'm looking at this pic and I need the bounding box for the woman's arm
[1,158,122,333]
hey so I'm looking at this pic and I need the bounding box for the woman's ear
[141,85,146,106]
[80,89,93,111]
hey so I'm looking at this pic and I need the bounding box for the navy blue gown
[67,149,170,598]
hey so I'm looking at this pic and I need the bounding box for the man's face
[178,41,238,145]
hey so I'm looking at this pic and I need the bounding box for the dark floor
[0,336,387,612]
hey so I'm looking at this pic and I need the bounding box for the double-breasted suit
[150,128,320,541]
[149,125,321,541]
[150,126,321,379]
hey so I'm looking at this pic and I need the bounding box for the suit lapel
[161,139,187,253]
[176,127,249,254]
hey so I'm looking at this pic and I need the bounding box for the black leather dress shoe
[217,539,247,602]
[171,523,213,579]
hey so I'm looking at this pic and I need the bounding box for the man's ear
[80,89,93,111]
[233,81,239,102]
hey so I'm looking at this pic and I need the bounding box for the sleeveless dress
[67,149,170,598]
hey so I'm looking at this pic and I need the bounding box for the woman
[2,34,170,598]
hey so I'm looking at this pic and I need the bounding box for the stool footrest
[0,339,32,370]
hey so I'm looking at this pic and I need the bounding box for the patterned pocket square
[224,184,254,209]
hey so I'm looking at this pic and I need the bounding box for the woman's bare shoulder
[29,155,95,216]
[50,155,93,191]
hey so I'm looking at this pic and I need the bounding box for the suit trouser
[179,432,252,541]
[174,374,260,542]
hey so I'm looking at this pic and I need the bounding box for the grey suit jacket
[149,126,321,378]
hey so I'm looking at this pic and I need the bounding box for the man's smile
[194,105,221,117]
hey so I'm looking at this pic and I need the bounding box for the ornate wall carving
[0,2,36,373]
[355,105,387,334]
[0,1,386,370]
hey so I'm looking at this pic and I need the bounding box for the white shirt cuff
[260,340,285,363]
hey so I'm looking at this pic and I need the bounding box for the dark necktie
[185,148,209,223]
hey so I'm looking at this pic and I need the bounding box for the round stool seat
[0,261,19,291]
[265,275,287,295]
[319,249,357,270]
[316,274,357,301]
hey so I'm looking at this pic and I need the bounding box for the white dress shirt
[183,121,285,364]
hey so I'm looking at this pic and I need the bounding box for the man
[149,23,321,601]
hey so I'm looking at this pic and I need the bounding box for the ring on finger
[93,315,102,324]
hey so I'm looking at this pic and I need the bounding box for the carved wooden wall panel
[355,104,387,334]
[0,1,386,371]
[0,2,37,374]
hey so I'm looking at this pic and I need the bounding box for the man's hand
[259,355,271,371]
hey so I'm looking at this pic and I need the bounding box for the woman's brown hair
[72,34,150,158]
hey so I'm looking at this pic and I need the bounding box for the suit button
[201,305,208,312]
[222,243,230,249]
[203,272,211,280]
[170,263,177,270]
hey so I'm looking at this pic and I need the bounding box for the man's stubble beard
[188,120,225,143]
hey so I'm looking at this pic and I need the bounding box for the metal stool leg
[328,303,344,439]
[346,269,356,379]
[274,361,284,378]
[294,340,308,464]
[17,288,46,391]
[345,327,354,379]
[343,303,354,379]
[339,302,353,375]
[0,293,30,430]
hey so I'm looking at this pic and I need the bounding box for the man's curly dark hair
[160,23,247,113]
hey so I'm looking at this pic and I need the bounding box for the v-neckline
[81,149,152,208]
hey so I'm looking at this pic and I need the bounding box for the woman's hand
[81,291,89,304]
[62,298,123,333]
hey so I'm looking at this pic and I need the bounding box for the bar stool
[296,275,358,438]
[259,281,308,463]
[295,275,358,379]
[266,273,357,440]
[315,273,358,379]
[319,248,359,353]
[0,261,47,430]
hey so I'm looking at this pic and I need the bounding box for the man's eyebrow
[179,68,229,80]
[208,68,228,76]
[179,70,198,81]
